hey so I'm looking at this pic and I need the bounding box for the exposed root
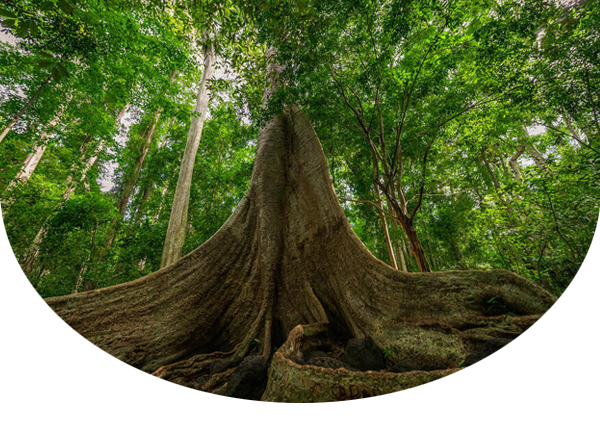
[44,107,557,402]
[262,326,600,403]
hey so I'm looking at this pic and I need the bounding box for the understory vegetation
[1,0,598,297]
[0,0,597,402]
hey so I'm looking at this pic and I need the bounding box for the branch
[535,121,600,155]
[390,18,448,174]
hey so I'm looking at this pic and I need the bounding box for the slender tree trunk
[0,75,53,144]
[3,93,73,209]
[161,43,215,268]
[373,156,397,269]
[105,107,164,250]
[21,104,130,275]
[384,196,431,272]
[376,193,398,269]
[398,217,431,272]
[393,227,408,272]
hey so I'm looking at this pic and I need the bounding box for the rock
[225,355,268,400]
[516,363,567,379]
[533,312,600,377]
[464,339,540,369]
[306,356,356,371]
[341,338,385,371]
[561,286,600,308]
[573,373,600,388]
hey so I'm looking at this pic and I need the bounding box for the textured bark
[45,107,555,402]
[0,75,52,144]
[161,45,215,268]
[262,325,600,403]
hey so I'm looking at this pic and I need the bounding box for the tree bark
[45,106,555,401]
[0,75,52,144]
[161,43,215,268]
[373,156,397,269]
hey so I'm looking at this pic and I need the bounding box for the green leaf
[57,0,73,14]
[51,66,62,82]
[56,63,69,78]
[0,8,17,18]
[29,21,39,37]
[16,22,29,37]
[40,1,55,11]
[38,59,53,68]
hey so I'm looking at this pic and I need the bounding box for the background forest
[0,0,598,299]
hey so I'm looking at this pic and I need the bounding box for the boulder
[561,285,600,308]
[341,338,385,371]
[225,356,268,400]
[464,339,540,369]
[533,312,600,377]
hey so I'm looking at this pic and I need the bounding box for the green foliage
[0,0,597,299]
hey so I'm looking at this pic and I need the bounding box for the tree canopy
[0,0,597,403]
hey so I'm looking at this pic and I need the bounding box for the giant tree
[45,36,555,405]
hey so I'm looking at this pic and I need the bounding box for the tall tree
[161,41,215,267]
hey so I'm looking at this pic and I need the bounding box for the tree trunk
[385,199,432,273]
[21,104,130,276]
[373,156,397,269]
[45,106,555,401]
[400,219,431,272]
[396,233,408,272]
[161,43,215,268]
[0,75,52,144]
[105,107,164,250]
[0,93,73,220]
